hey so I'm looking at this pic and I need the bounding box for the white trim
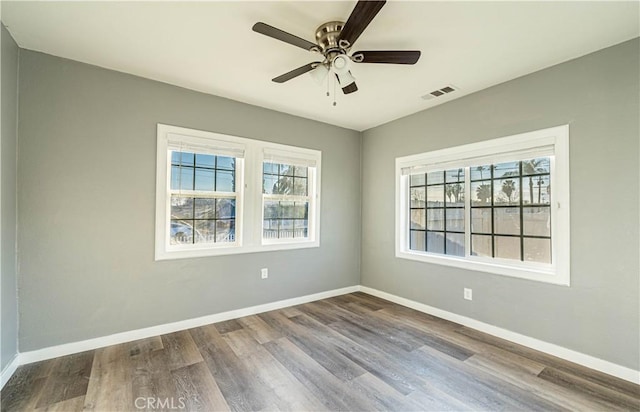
[360,286,640,385]
[0,354,20,390]
[395,125,570,285]
[18,286,358,365]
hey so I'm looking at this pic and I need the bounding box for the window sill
[395,249,569,286]
[155,240,320,261]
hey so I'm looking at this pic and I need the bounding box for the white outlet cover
[464,288,473,300]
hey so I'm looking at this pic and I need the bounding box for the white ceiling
[2,1,639,131]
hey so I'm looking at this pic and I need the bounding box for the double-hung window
[396,125,570,285]
[156,124,321,260]
[262,148,318,243]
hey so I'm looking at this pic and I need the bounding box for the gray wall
[1,24,19,370]
[17,50,361,351]
[361,39,639,370]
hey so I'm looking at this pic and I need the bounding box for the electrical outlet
[464,288,472,301]
[261,268,268,279]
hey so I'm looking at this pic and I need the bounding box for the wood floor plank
[464,349,545,377]
[279,306,303,318]
[222,328,261,358]
[34,350,94,408]
[35,395,85,412]
[325,299,475,360]
[407,383,475,411]
[347,372,425,411]
[236,314,282,344]
[127,336,164,357]
[465,353,628,411]
[259,310,367,382]
[291,315,421,395]
[538,367,640,410]
[0,360,53,412]
[319,301,427,352]
[362,309,476,360]
[374,307,483,350]
[381,304,461,333]
[414,344,569,411]
[351,291,396,310]
[326,295,382,317]
[376,307,553,372]
[171,361,229,412]
[131,346,180,411]
[83,343,134,411]
[189,324,277,412]
[330,316,563,411]
[160,330,204,371]
[241,343,326,411]
[458,326,640,399]
[214,319,244,335]
[294,301,343,325]
[263,337,379,411]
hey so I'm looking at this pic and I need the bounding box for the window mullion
[263,194,311,202]
[170,190,237,198]
[464,167,471,258]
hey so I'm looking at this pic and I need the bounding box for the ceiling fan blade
[252,22,318,51]
[342,82,358,94]
[352,50,421,64]
[272,62,321,83]
[338,1,386,48]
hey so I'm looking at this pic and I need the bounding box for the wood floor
[2,292,639,411]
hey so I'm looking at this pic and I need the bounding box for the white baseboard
[0,354,20,389]
[360,286,640,385]
[18,285,359,366]
[4,284,638,391]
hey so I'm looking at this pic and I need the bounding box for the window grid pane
[170,196,236,245]
[263,200,309,240]
[470,159,552,263]
[409,169,465,256]
[263,162,308,196]
[170,151,236,193]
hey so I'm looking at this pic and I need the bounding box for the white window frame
[395,125,570,285]
[156,124,321,260]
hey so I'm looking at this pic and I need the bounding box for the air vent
[421,85,458,100]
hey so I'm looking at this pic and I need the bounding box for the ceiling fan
[252,0,421,96]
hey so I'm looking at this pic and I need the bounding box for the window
[396,125,570,285]
[263,163,310,240]
[261,147,319,244]
[156,124,321,260]
[169,152,238,246]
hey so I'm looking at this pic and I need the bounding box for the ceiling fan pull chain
[327,72,330,97]
[333,75,337,106]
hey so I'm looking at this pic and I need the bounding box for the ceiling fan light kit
[252,0,421,101]
[310,64,329,85]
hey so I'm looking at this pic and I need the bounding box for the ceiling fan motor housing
[315,21,347,55]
